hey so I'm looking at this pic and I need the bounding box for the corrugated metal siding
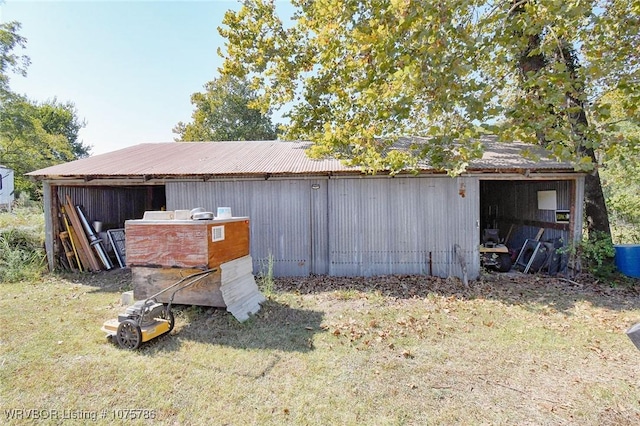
[57,186,149,228]
[328,176,479,278]
[446,176,481,279]
[310,180,329,274]
[167,176,480,279]
[40,171,583,279]
[167,180,318,277]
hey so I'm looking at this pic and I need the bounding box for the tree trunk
[510,1,612,242]
[583,169,611,238]
[559,45,612,240]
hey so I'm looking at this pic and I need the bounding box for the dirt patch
[58,267,133,293]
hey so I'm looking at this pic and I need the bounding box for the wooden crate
[125,217,250,306]
[132,267,225,307]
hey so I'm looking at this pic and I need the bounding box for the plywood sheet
[64,196,102,272]
[208,220,250,266]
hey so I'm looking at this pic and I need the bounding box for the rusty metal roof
[27,137,576,179]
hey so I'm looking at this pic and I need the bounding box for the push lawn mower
[102,268,216,349]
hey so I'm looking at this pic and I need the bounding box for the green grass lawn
[1,270,640,425]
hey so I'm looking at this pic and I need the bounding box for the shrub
[578,231,616,280]
[0,206,47,283]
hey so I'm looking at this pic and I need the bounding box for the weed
[0,225,47,283]
[179,305,208,321]
[257,250,275,296]
[333,288,361,300]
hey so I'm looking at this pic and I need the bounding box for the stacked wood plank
[66,219,91,271]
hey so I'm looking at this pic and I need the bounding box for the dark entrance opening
[479,179,574,274]
[149,186,166,211]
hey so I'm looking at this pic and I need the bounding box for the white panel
[573,177,585,245]
[537,190,557,210]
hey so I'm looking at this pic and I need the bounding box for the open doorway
[479,179,574,274]
[52,184,166,270]
[150,185,166,211]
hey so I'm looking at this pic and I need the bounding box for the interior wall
[57,186,163,230]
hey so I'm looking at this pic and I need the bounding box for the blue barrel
[614,244,640,278]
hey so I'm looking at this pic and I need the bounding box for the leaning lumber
[60,206,83,272]
[67,224,91,272]
[65,195,102,272]
[74,204,113,270]
[58,231,78,270]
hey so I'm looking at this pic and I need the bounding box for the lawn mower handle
[145,268,218,309]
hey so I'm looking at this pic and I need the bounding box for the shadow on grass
[132,299,324,355]
[73,268,324,354]
[59,268,133,294]
[71,268,640,332]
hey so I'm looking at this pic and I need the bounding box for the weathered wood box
[125,217,250,307]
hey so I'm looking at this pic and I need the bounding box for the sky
[0,0,265,156]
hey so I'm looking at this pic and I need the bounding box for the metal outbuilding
[28,138,585,279]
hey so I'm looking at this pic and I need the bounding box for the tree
[507,1,612,240]
[0,96,78,198]
[0,21,29,98]
[173,75,277,141]
[1,21,88,198]
[218,0,640,241]
[598,90,640,243]
[36,98,90,159]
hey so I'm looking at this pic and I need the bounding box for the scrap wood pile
[56,194,114,272]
